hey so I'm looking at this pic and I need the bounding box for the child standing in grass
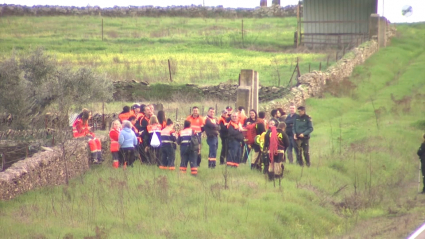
[417,133,425,194]
[109,120,121,167]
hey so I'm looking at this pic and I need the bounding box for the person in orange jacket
[72,109,103,164]
[157,110,167,129]
[159,119,177,170]
[109,120,122,166]
[178,120,198,176]
[135,105,152,164]
[227,113,244,168]
[118,106,134,123]
[186,106,205,167]
[142,115,162,165]
[131,103,143,119]
[218,110,230,165]
[205,107,220,168]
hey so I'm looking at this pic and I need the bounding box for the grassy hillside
[0,16,335,86]
[1,23,425,238]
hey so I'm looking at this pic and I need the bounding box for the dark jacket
[227,122,244,142]
[418,143,425,160]
[255,120,266,136]
[204,116,219,137]
[285,113,298,136]
[218,116,230,138]
[293,114,313,138]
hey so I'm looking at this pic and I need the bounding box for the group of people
[72,102,314,178]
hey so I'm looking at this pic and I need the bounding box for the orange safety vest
[118,112,134,123]
[227,121,240,130]
[238,114,247,125]
[205,116,217,125]
[109,128,120,152]
[186,115,204,134]
[147,123,162,134]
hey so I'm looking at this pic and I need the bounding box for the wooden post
[309,63,310,73]
[343,46,346,57]
[242,19,244,47]
[215,103,218,114]
[168,59,173,82]
[296,2,300,47]
[296,57,301,77]
[189,107,192,115]
[327,55,330,67]
[1,153,4,172]
[102,102,105,130]
[52,134,55,146]
[336,51,338,61]
[102,18,104,41]
[175,108,178,121]
[319,62,322,71]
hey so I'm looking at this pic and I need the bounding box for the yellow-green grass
[1,23,425,238]
[0,16,334,86]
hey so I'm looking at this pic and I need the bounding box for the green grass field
[0,16,335,86]
[1,21,425,238]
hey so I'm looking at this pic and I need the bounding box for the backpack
[150,133,161,148]
[245,123,257,145]
[188,131,200,152]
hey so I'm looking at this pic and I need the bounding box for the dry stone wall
[266,25,395,112]
[113,81,289,102]
[0,140,91,200]
[0,4,297,18]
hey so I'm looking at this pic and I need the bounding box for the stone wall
[0,140,90,200]
[113,81,289,102]
[266,25,396,113]
[0,4,297,18]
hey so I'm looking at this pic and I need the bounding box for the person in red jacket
[109,120,121,166]
[72,109,103,164]
[186,106,205,167]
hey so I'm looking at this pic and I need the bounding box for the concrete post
[253,71,259,113]
[369,14,379,41]
[239,70,255,110]
[378,17,387,48]
[236,88,251,114]
[236,69,259,114]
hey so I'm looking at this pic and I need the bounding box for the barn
[297,0,381,48]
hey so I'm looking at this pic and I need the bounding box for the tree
[0,48,113,130]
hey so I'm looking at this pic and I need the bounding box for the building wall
[303,0,377,47]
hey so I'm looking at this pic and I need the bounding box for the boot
[97,152,104,162]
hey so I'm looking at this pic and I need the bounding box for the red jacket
[109,128,120,152]
[72,118,94,138]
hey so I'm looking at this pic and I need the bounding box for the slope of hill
[0,23,424,238]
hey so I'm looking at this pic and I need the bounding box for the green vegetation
[0,16,334,86]
[1,21,425,238]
